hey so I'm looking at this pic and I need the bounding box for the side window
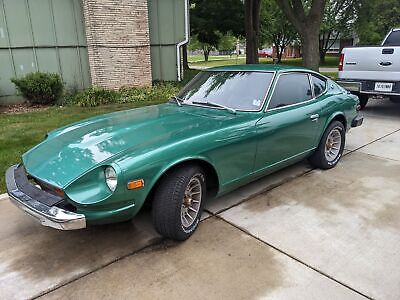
[383,30,400,46]
[268,73,312,110]
[311,74,327,98]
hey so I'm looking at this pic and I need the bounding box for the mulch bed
[0,104,50,114]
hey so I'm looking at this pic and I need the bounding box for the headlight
[104,166,117,192]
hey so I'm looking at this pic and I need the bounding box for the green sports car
[6,65,363,240]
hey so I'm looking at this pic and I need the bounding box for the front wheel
[309,121,345,170]
[152,165,206,241]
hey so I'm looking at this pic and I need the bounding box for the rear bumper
[5,165,86,230]
[337,80,362,93]
[337,79,400,96]
[351,114,364,128]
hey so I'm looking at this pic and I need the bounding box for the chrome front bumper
[5,165,86,230]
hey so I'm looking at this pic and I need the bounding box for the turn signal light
[54,188,65,197]
[356,104,361,111]
[127,179,145,190]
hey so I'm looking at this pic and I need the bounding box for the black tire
[389,96,400,103]
[355,93,368,110]
[152,165,206,241]
[309,121,345,170]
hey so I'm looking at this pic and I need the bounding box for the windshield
[177,71,274,111]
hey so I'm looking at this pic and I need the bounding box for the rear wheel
[152,165,206,241]
[389,96,400,103]
[309,121,345,170]
[355,93,369,110]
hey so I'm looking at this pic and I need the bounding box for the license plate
[375,82,393,92]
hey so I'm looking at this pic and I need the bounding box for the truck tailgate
[339,46,400,81]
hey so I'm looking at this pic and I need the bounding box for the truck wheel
[152,165,206,241]
[389,96,400,103]
[357,94,369,110]
[309,121,345,170]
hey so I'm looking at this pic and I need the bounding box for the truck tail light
[338,53,344,71]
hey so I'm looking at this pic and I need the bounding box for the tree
[276,0,326,71]
[260,0,298,63]
[188,35,215,62]
[218,33,237,52]
[355,0,400,45]
[245,0,262,64]
[191,0,244,61]
[319,0,359,63]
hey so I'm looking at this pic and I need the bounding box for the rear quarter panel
[318,80,358,140]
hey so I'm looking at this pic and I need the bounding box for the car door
[254,72,323,172]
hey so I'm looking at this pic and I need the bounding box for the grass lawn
[0,100,166,193]
[320,71,338,80]
[188,55,246,63]
[189,55,339,69]
[190,56,270,67]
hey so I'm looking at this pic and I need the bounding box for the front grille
[34,177,64,197]
[15,165,65,207]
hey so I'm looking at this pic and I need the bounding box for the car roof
[207,64,310,73]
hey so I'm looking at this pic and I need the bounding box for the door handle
[380,61,392,66]
[310,114,319,121]
[382,48,394,54]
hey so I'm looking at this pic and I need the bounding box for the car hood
[22,103,238,188]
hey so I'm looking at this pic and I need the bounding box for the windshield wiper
[192,101,236,114]
[170,96,184,107]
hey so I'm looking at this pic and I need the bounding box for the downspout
[176,0,189,81]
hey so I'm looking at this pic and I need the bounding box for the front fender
[118,154,219,212]
[152,155,219,191]
[64,162,127,207]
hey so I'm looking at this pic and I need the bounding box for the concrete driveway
[1,98,399,299]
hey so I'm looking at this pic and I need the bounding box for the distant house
[271,44,301,59]
[325,35,358,55]
[0,0,189,105]
[271,34,358,60]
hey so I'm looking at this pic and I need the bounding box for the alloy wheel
[181,176,202,228]
[324,128,342,162]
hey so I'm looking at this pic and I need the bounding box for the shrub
[68,86,118,107]
[11,72,64,105]
[65,82,180,107]
[118,82,179,104]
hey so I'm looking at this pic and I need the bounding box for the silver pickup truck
[337,29,400,109]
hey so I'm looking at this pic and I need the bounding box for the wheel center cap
[183,195,192,207]
[327,139,333,150]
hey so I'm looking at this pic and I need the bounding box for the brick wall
[82,0,152,89]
